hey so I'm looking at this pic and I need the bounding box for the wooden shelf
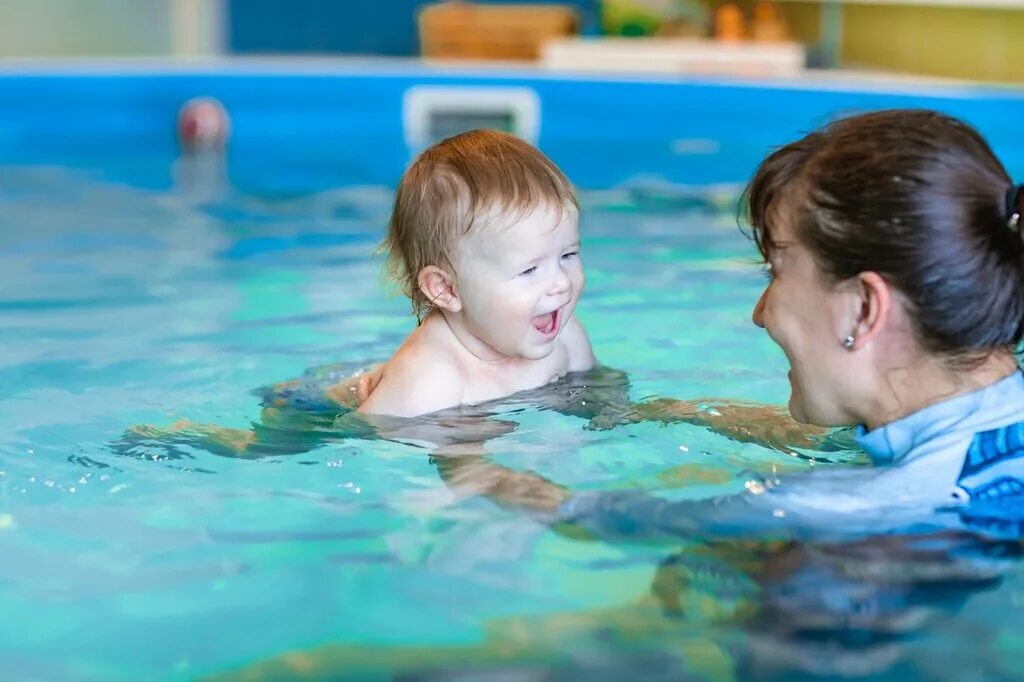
[542,38,806,77]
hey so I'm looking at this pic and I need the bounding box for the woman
[561,108,1024,541]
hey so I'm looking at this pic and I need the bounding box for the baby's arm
[560,314,596,372]
[357,346,465,418]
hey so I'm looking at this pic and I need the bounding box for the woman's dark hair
[746,108,1024,359]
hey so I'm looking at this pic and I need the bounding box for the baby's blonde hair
[384,129,578,319]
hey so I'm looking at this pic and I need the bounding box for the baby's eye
[561,251,579,261]
[519,266,538,277]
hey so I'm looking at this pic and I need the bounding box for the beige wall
[843,4,1024,81]
[0,0,221,58]
[777,0,1024,82]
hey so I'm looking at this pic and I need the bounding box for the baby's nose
[549,269,571,294]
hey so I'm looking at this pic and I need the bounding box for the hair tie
[1006,184,1022,230]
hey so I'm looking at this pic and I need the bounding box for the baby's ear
[417,265,461,313]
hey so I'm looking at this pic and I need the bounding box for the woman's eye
[519,266,538,276]
[561,251,579,261]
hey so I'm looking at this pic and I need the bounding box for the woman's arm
[431,444,571,513]
[591,398,835,453]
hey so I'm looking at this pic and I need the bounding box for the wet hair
[384,129,578,319]
[746,109,1024,360]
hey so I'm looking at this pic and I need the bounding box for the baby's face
[452,201,583,362]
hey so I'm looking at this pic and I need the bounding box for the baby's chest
[466,347,570,404]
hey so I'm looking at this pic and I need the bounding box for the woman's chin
[787,390,814,425]
[789,395,836,427]
[787,400,809,424]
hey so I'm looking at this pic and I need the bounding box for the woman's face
[751,214,860,427]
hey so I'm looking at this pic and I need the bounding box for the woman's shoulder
[958,420,1024,492]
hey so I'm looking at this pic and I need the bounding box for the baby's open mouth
[532,309,559,335]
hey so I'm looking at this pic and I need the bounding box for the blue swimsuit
[561,371,1024,541]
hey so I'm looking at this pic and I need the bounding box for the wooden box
[419,2,579,61]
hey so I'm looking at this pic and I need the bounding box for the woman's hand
[432,449,571,513]
[589,397,830,452]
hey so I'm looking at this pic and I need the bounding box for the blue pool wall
[0,64,1022,195]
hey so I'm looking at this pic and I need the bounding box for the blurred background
[1,0,1021,81]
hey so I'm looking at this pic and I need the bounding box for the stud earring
[843,336,855,349]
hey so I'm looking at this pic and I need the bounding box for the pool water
[2,161,1022,682]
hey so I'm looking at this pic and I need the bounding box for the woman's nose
[752,287,768,328]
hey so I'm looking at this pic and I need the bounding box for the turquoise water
[2,163,1022,682]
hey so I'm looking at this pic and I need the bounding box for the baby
[357,129,596,417]
[123,130,600,458]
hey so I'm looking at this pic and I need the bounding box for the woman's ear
[417,266,461,313]
[848,271,891,348]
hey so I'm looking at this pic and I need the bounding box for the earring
[843,336,855,349]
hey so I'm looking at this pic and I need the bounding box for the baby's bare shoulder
[358,326,466,417]
[560,315,597,372]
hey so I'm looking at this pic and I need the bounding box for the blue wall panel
[0,65,1021,196]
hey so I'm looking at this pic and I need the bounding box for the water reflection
[204,529,1021,681]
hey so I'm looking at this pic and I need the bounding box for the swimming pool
[2,63,1024,681]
